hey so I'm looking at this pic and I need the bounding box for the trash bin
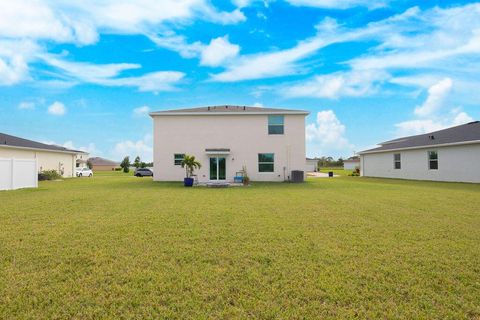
[328,171,333,177]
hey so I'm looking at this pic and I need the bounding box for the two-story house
[149,105,309,182]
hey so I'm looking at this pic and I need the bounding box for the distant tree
[133,156,141,168]
[120,156,131,173]
[86,160,92,169]
[140,162,147,168]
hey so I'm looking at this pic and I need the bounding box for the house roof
[88,157,119,166]
[0,132,87,154]
[359,121,480,154]
[149,105,309,116]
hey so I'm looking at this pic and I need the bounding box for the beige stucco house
[88,157,120,171]
[0,132,88,178]
[150,105,309,182]
[359,121,480,183]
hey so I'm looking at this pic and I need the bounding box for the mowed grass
[1,173,479,319]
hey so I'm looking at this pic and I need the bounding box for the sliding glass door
[209,157,226,180]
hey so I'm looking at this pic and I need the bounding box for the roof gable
[149,105,309,116]
[88,157,119,166]
[0,132,87,154]
[360,121,480,154]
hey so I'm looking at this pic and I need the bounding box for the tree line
[120,156,153,173]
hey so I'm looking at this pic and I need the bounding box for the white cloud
[102,71,184,93]
[0,0,244,87]
[212,3,480,92]
[0,55,29,85]
[252,102,264,108]
[148,33,204,59]
[63,141,98,154]
[41,55,140,82]
[113,134,153,162]
[285,0,388,10]
[133,105,150,117]
[414,78,452,117]
[200,36,240,67]
[0,0,97,45]
[283,70,389,99]
[211,36,327,81]
[47,101,66,116]
[18,101,35,110]
[40,54,185,92]
[306,110,352,150]
[395,78,474,136]
[0,0,244,45]
[149,33,240,67]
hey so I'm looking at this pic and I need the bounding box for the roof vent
[243,106,246,110]
[428,135,435,140]
[226,105,228,109]
[208,106,210,111]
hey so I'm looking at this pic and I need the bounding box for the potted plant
[242,165,250,186]
[180,155,201,187]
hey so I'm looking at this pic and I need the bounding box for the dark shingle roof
[88,157,119,166]
[150,105,309,115]
[0,132,87,154]
[360,121,480,154]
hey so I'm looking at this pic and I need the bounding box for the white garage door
[0,158,38,191]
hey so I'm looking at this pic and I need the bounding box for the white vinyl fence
[0,158,38,191]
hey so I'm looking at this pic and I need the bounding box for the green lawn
[1,174,479,319]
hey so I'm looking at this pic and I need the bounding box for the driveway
[307,172,339,178]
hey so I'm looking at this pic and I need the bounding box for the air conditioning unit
[291,170,304,183]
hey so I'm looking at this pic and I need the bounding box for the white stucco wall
[360,143,480,183]
[0,147,77,177]
[152,114,306,182]
[305,159,318,172]
[343,161,360,170]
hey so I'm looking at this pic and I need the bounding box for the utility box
[291,170,304,183]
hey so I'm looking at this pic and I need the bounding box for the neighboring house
[150,105,309,182]
[0,132,88,177]
[88,157,120,171]
[76,153,89,169]
[358,121,480,183]
[343,157,360,170]
[306,158,319,172]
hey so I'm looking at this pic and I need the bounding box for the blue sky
[1,0,479,161]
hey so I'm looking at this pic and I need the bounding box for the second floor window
[268,115,284,135]
[394,153,401,169]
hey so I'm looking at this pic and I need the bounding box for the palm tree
[180,155,202,178]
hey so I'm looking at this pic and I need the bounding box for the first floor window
[258,153,274,172]
[174,153,185,165]
[428,151,438,170]
[394,153,401,169]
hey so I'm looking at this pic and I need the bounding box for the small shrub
[38,170,62,181]
[114,168,122,171]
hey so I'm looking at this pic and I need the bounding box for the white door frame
[209,156,226,181]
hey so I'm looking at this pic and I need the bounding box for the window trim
[268,115,284,135]
[258,153,275,173]
[393,153,401,170]
[428,150,438,170]
[174,153,185,166]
